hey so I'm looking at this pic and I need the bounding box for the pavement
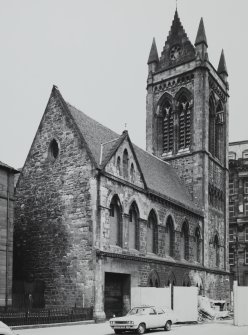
[13,319,248,335]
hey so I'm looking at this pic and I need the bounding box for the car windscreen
[127,307,155,315]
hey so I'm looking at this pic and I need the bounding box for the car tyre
[137,323,146,334]
[164,320,172,331]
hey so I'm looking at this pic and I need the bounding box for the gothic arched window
[161,99,173,153]
[109,195,122,247]
[195,227,201,262]
[165,216,174,257]
[182,275,191,287]
[148,270,160,287]
[117,156,121,175]
[215,101,224,161]
[209,95,216,156]
[123,149,129,178]
[130,163,135,183]
[178,95,191,150]
[213,234,220,267]
[147,210,158,254]
[129,202,139,250]
[181,221,189,260]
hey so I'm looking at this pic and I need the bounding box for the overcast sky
[1,0,247,168]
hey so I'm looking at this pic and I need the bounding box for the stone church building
[14,11,230,320]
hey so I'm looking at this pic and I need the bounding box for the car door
[147,308,158,328]
[155,307,167,327]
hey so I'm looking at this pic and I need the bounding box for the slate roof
[0,160,18,172]
[63,96,200,215]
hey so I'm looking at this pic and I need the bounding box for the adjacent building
[14,10,230,320]
[229,141,248,285]
[0,161,18,307]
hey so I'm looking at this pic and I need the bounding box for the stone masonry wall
[14,95,95,308]
[101,139,203,264]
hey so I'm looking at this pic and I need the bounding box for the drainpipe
[5,170,10,309]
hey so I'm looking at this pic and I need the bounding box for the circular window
[49,139,59,160]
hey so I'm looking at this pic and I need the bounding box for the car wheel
[164,320,172,331]
[137,323,146,334]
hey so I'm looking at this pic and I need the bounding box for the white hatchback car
[109,305,175,334]
[0,321,16,335]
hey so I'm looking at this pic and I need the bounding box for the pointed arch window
[209,95,216,156]
[161,99,173,153]
[109,195,122,247]
[148,270,160,287]
[195,227,201,262]
[147,210,158,254]
[213,234,220,267]
[178,96,191,150]
[182,275,191,287]
[181,221,189,260]
[129,202,139,250]
[117,156,121,175]
[215,101,224,161]
[165,216,174,257]
[123,149,129,178]
[130,163,135,183]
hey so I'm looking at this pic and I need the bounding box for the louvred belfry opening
[178,96,191,150]
[162,100,173,153]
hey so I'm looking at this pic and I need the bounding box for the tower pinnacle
[217,49,228,75]
[195,18,208,47]
[147,38,159,65]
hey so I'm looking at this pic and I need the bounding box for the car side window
[156,308,164,315]
[149,308,157,315]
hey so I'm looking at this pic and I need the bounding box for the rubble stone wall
[14,96,95,308]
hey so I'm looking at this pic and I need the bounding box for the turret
[194,18,208,60]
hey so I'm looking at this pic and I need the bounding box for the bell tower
[146,10,229,270]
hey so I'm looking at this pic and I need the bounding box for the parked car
[109,305,175,334]
[0,321,16,335]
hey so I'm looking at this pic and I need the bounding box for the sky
[0,0,247,169]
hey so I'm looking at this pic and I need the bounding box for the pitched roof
[67,103,120,165]
[58,90,200,215]
[195,18,208,47]
[0,160,18,172]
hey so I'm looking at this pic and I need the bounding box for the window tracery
[178,96,191,150]
[162,99,173,153]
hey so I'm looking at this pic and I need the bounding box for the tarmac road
[15,320,248,335]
